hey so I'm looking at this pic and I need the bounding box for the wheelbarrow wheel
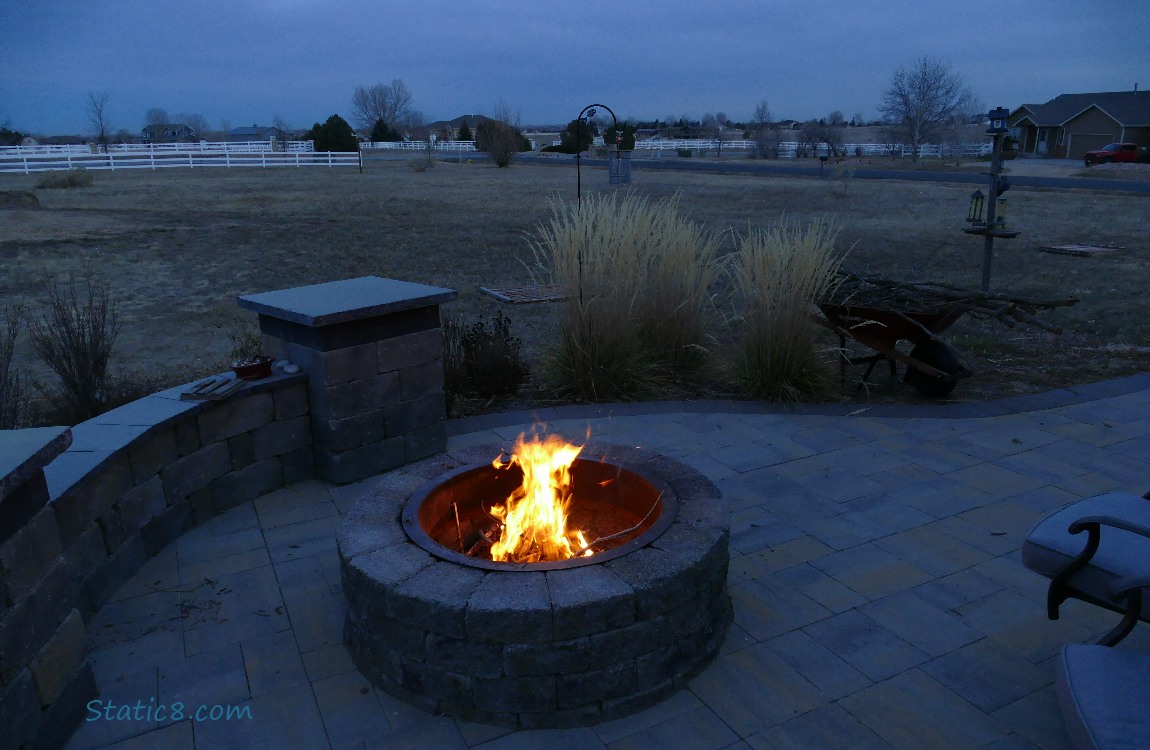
[906,341,961,398]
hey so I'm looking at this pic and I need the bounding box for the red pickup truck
[1083,142,1140,165]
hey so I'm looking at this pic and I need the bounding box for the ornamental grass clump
[528,192,721,401]
[732,217,844,401]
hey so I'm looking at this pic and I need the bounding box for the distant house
[141,123,196,143]
[227,126,286,142]
[424,115,492,140]
[1009,90,1150,159]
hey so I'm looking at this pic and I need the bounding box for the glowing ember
[488,433,591,563]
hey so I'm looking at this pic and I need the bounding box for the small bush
[731,218,844,401]
[527,192,721,401]
[36,168,94,189]
[223,318,264,364]
[406,157,435,172]
[28,277,120,422]
[0,305,25,429]
[443,313,529,412]
[308,115,359,152]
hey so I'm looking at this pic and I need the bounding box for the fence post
[108,152,115,172]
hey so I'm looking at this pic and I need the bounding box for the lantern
[967,189,985,224]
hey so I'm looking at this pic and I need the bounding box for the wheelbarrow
[815,302,973,397]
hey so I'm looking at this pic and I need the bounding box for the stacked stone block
[338,443,732,729]
[0,375,310,750]
[238,276,457,484]
[0,427,95,750]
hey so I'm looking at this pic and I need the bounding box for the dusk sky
[2,0,1147,136]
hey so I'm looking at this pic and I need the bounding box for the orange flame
[489,433,590,563]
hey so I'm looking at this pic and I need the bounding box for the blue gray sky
[2,0,1147,136]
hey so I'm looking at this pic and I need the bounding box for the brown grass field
[1,158,1147,415]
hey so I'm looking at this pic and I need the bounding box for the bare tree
[143,107,169,127]
[753,100,773,158]
[476,100,526,167]
[85,91,112,147]
[879,57,976,162]
[173,112,210,138]
[350,79,413,131]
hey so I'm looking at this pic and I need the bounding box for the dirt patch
[0,191,39,209]
[0,162,1146,415]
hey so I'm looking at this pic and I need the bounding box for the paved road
[496,154,1150,194]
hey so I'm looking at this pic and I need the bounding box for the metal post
[981,132,1003,292]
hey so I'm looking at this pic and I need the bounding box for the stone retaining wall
[1,275,456,749]
[0,373,310,750]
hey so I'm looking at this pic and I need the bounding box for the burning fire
[488,433,592,563]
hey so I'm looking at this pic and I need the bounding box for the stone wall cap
[0,426,72,504]
[237,276,457,327]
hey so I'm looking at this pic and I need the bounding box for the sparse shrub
[731,218,844,401]
[222,317,264,364]
[407,157,435,172]
[443,313,529,412]
[28,277,120,422]
[0,305,25,428]
[35,168,94,189]
[476,120,529,167]
[527,192,722,401]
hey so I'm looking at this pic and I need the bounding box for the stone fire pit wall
[338,443,732,729]
[239,277,457,484]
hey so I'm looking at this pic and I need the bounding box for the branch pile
[823,270,1078,334]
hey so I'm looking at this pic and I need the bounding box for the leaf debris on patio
[479,284,569,304]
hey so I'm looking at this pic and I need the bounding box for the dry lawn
[1,159,1146,412]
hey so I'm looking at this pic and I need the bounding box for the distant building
[423,115,491,140]
[1009,90,1150,159]
[227,126,286,142]
[141,123,196,142]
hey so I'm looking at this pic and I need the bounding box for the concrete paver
[65,385,1150,749]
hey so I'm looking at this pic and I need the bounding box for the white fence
[0,140,315,157]
[362,140,479,152]
[0,150,359,174]
[631,140,994,158]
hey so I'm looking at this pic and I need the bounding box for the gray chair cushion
[1056,644,1150,750]
[1021,493,1150,615]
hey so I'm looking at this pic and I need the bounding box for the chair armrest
[1068,514,1150,539]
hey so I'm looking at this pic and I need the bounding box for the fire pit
[338,437,731,728]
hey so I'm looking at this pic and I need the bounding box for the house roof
[229,126,283,136]
[425,115,492,130]
[142,123,192,133]
[1012,91,1150,127]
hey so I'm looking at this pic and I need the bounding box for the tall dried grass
[527,192,721,400]
[732,217,844,400]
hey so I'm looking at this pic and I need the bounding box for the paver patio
[63,385,1150,749]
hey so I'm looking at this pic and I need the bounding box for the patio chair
[1056,644,1150,750]
[1021,491,1150,646]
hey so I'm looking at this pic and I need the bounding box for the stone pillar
[238,276,457,484]
[1,427,98,750]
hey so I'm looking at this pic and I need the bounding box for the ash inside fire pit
[338,441,731,729]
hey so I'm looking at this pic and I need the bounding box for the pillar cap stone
[0,427,72,504]
[237,276,457,327]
